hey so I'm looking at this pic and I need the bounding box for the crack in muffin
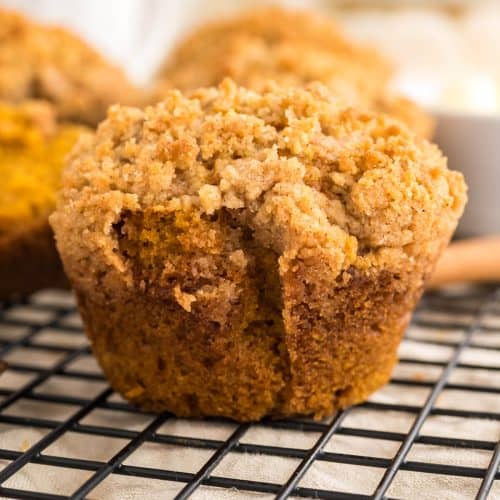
[157,7,434,139]
[51,79,466,420]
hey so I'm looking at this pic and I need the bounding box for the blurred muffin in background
[0,100,84,298]
[159,7,391,105]
[157,7,434,138]
[0,8,142,126]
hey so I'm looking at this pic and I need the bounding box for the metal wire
[0,285,498,499]
[373,289,498,500]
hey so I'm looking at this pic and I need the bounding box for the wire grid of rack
[0,286,498,499]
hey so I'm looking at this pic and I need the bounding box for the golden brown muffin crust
[52,80,466,420]
[0,8,141,126]
[376,94,435,141]
[0,100,83,232]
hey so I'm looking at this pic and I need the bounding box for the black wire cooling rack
[0,286,498,499]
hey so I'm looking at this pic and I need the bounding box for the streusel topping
[53,80,466,290]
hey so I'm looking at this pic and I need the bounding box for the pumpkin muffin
[51,80,466,421]
[0,8,141,126]
[157,7,433,138]
[0,101,84,298]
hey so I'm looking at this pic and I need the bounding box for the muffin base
[75,263,421,422]
[0,221,67,299]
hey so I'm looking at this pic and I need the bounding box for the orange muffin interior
[0,8,142,126]
[0,101,83,234]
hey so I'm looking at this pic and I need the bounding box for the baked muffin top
[0,8,141,126]
[0,100,83,233]
[52,80,466,290]
[159,7,390,107]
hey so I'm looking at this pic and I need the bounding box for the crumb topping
[52,80,466,292]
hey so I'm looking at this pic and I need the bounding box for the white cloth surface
[0,304,499,499]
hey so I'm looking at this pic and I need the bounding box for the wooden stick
[428,237,500,288]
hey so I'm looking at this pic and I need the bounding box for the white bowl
[433,110,500,237]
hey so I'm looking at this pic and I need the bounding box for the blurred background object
[0,0,178,84]
[434,110,500,236]
[3,0,498,114]
[327,0,500,114]
[428,236,500,287]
